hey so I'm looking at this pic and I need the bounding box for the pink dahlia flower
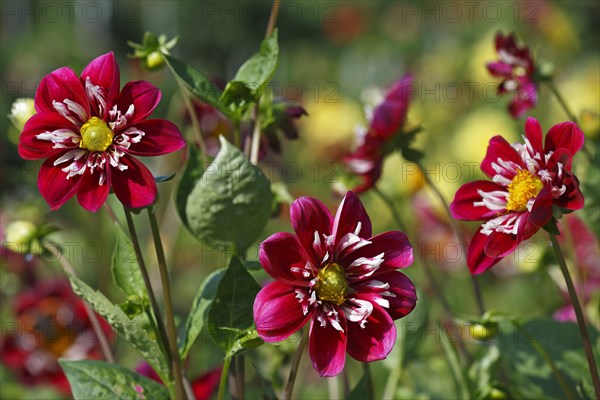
[18,52,185,212]
[254,191,417,377]
[343,74,413,193]
[450,118,584,274]
[486,32,538,118]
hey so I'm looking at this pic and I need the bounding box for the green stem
[42,241,115,364]
[362,363,375,400]
[549,233,600,398]
[284,329,309,400]
[249,103,261,165]
[265,0,281,37]
[175,75,209,166]
[545,80,578,124]
[123,208,174,385]
[217,357,233,400]
[421,167,486,316]
[147,208,187,400]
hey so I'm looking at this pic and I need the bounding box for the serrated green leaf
[163,54,231,118]
[185,136,273,250]
[111,224,146,299]
[63,271,168,380]
[179,268,226,359]
[59,360,169,400]
[175,145,205,232]
[207,256,261,356]
[231,29,279,98]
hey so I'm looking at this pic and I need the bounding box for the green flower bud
[4,221,38,254]
[469,322,499,341]
[8,98,35,131]
[143,51,165,71]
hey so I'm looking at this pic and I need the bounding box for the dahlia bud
[8,98,35,131]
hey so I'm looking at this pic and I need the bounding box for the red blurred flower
[0,280,112,393]
[553,215,600,323]
[450,118,584,274]
[135,361,222,400]
[18,52,185,212]
[253,192,417,377]
[486,32,538,118]
[343,74,413,193]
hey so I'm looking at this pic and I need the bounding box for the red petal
[343,231,414,277]
[369,74,412,139]
[520,186,553,239]
[124,119,186,156]
[545,121,584,156]
[467,229,503,274]
[308,313,347,377]
[554,173,584,211]
[111,156,157,209]
[333,191,372,244]
[259,232,312,286]
[290,197,333,262]
[80,52,120,117]
[38,154,82,210]
[191,367,223,400]
[254,282,311,342]
[116,81,161,124]
[450,181,507,220]
[35,67,89,115]
[485,230,520,258]
[19,113,79,160]
[76,166,110,212]
[346,298,396,362]
[524,117,544,156]
[480,136,524,180]
[486,62,513,78]
[354,272,417,320]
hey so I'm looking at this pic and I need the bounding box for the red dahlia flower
[344,74,413,193]
[450,118,584,274]
[0,280,112,393]
[486,32,538,118]
[18,52,185,212]
[254,192,417,377]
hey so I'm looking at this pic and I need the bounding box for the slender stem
[147,208,187,400]
[421,167,486,315]
[42,241,114,364]
[176,76,209,166]
[217,357,233,400]
[265,0,281,37]
[232,355,245,400]
[284,329,309,400]
[549,233,600,398]
[249,104,262,165]
[362,363,375,400]
[123,208,172,366]
[545,80,578,124]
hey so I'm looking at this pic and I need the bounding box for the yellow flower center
[80,117,114,152]
[506,169,544,212]
[314,263,348,306]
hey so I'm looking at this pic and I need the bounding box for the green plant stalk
[217,357,233,400]
[147,208,187,400]
[549,233,600,398]
[175,75,209,166]
[440,325,470,399]
[42,241,115,364]
[123,207,175,395]
[249,103,262,165]
[284,329,309,400]
[362,363,375,400]
[545,80,578,124]
[421,167,486,316]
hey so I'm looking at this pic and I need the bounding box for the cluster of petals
[254,191,417,377]
[0,280,112,393]
[18,52,185,212]
[486,32,538,118]
[450,117,584,274]
[343,74,413,193]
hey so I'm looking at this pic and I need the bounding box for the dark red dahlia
[18,52,185,212]
[450,118,584,274]
[254,192,417,376]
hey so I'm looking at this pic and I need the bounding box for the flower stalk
[549,233,600,398]
[283,329,309,400]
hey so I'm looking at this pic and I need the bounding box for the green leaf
[220,80,255,109]
[59,360,169,400]
[468,346,501,400]
[63,271,169,380]
[225,329,263,359]
[154,173,176,183]
[163,54,231,118]
[207,256,261,356]
[495,318,599,399]
[346,374,369,400]
[230,29,279,99]
[175,145,205,232]
[179,268,226,359]
[185,136,273,251]
[111,223,146,299]
[243,260,263,271]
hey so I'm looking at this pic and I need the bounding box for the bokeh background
[1,1,599,398]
